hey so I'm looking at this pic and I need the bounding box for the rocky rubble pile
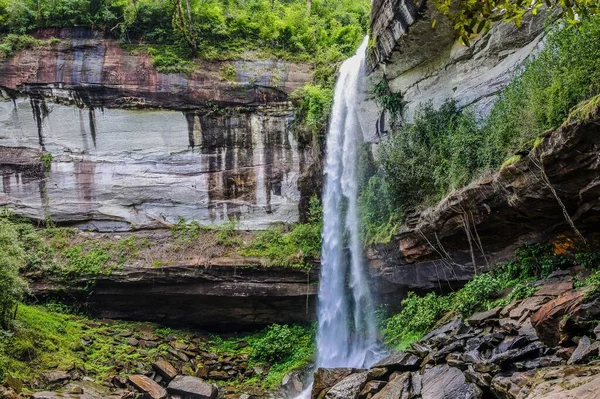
[0,326,269,399]
[313,272,600,399]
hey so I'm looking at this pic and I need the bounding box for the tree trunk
[307,0,312,14]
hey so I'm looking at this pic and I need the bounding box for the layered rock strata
[28,262,318,330]
[0,29,315,230]
[368,106,600,298]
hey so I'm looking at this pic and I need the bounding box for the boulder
[325,371,369,399]
[311,368,358,399]
[535,282,573,297]
[167,375,218,399]
[359,380,387,398]
[488,341,543,366]
[531,289,586,346]
[41,371,70,385]
[281,372,304,394]
[372,373,411,399]
[152,359,178,381]
[508,296,552,320]
[421,365,482,399]
[567,336,600,365]
[128,375,167,399]
[371,352,422,371]
[467,307,502,325]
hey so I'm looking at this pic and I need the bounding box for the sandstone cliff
[0,29,315,231]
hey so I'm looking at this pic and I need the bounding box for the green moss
[220,64,237,82]
[501,154,522,168]
[0,34,59,58]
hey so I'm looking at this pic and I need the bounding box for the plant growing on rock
[0,218,28,330]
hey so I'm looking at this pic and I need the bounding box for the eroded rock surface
[0,29,316,231]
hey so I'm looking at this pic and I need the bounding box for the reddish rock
[152,359,178,381]
[531,289,586,346]
[128,374,167,399]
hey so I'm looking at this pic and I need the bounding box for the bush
[241,196,322,268]
[383,292,450,349]
[290,84,333,148]
[249,324,312,364]
[377,100,482,209]
[0,219,28,330]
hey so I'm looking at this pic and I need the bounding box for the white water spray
[316,36,379,369]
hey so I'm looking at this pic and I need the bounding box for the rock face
[29,263,318,330]
[363,0,545,138]
[368,107,600,300]
[0,29,315,231]
[166,375,217,399]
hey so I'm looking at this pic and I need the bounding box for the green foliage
[248,324,314,389]
[482,16,600,164]
[215,220,242,247]
[170,217,210,245]
[452,274,502,315]
[0,219,28,330]
[575,251,600,269]
[433,0,599,47]
[291,84,333,147]
[373,79,403,126]
[249,324,309,364]
[383,243,567,349]
[39,152,53,171]
[377,99,482,209]
[147,46,193,74]
[364,18,600,242]
[0,34,57,57]
[383,292,450,350]
[241,197,322,268]
[0,0,369,64]
[220,64,237,82]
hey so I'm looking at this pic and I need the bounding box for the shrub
[290,84,333,148]
[383,292,451,349]
[249,324,312,364]
[451,274,502,315]
[0,219,28,329]
[377,100,482,209]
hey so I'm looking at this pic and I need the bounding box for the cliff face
[361,0,545,139]
[368,105,600,299]
[0,29,315,230]
[29,261,318,330]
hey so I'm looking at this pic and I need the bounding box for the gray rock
[324,371,369,399]
[167,375,218,399]
[372,373,411,399]
[489,341,543,366]
[567,336,600,365]
[128,375,167,399]
[359,380,387,398]
[467,307,502,325]
[421,365,482,399]
[152,359,178,381]
[371,352,422,371]
[41,371,70,384]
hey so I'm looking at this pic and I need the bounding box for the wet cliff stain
[30,95,51,150]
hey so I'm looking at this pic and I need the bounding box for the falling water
[316,36,379,369]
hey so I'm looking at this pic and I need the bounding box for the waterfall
[316,36,379,369]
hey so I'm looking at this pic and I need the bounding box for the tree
[434,0,599,45]
[0,218,28,330]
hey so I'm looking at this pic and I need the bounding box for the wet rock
[434,341,464,361]
[422,318,464,342]
[311,368,357,399]
[139,340,158,349]
[281,372,304,394]
[367,368,388,380]
[128,375,167,399]
[421,365,482,399]
[464,368,492,389]
[42,370,70,385]
[372,373,411,399]
[446,352,466,369]
[195,363,210,379]
[167,375,218,399]
[523,356,564,369]
[152,359,178,381]
[359,380,386,398]
[567,336,600,365]
[489,341,543,366]
[371,352,422,371]
[495,336,530,354]
[517,318,539,341]
[491,371,534,398]
[325,371,369,399]
[467,307,502,326]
